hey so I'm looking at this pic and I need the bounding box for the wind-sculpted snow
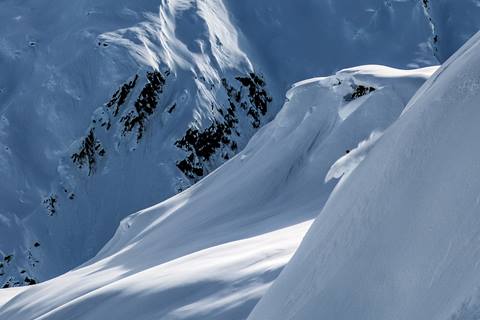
[0,0,276,286]
[0,0,478,289]
[248,31,480,320]
[0,65,435,319]
[325,131,383,182]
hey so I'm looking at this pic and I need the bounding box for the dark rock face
[2,277,20,288]
[175,115,238,179]
[4,255,13,264]
[234,73,272,128]
[420,0,440,57]
[23,276,37,286]
[43,194,58,216]
[71,69,169,176]
[343,84,376,102]
[106,75,139,117]
[71,129,105,175]
[1,275,37,288]
[0,253,38,287]
[175,72,272,181]
[121,70,168,141]
[167,103,177,114]
[69,70,268,183]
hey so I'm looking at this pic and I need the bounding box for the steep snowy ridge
[0,65,435,319]
[1,0,480,311]
[0,0,279,286]
[248,31,480,320]
[1,0,478,288]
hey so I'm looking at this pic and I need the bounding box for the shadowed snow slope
[248,31,480,320]
[0,0,479,286]
[0,65,435,319]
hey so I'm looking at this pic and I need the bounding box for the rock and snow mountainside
[2,0,477,287]
[1,0,278,286]
[248,31,480,320]
[0,64,435,319]
[2,0,480,289]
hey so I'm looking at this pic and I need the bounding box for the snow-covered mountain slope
[248,31,480,320]
[0,65,435,319]
[0,0,277,286]
[1,0,479,288]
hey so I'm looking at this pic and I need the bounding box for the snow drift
[248,31,480,320]
[0,64,435,319]
[1,0,479,287]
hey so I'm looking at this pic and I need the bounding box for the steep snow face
[248,32,480,320]
[0,65,435,319]
[0,0,476,287]
[0,0,276,287]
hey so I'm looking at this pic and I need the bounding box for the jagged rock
[343,84,376,102]
[222,73,272,128]
[167,103,176,114]
[235,73,272,128]
[121,70,168,141]
[71,129,105,175]
[176,73,271,181]
[43,194,57,216]
[2,277,20,289]
[24,276,37,286]
[106,75,138,117]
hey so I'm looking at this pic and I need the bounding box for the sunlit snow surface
[249,31,480,320]
[1,0,479,286]
[0,65,435,319]
[1,0,480,319]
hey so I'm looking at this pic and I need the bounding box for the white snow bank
[0,0,476,286]
[248,31,480,320]
[0,64,435,319]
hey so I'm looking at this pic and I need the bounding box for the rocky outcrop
[344,84,376,102]
[175,73,272,181]
[121,70,168,141]
[71,129,106,175]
